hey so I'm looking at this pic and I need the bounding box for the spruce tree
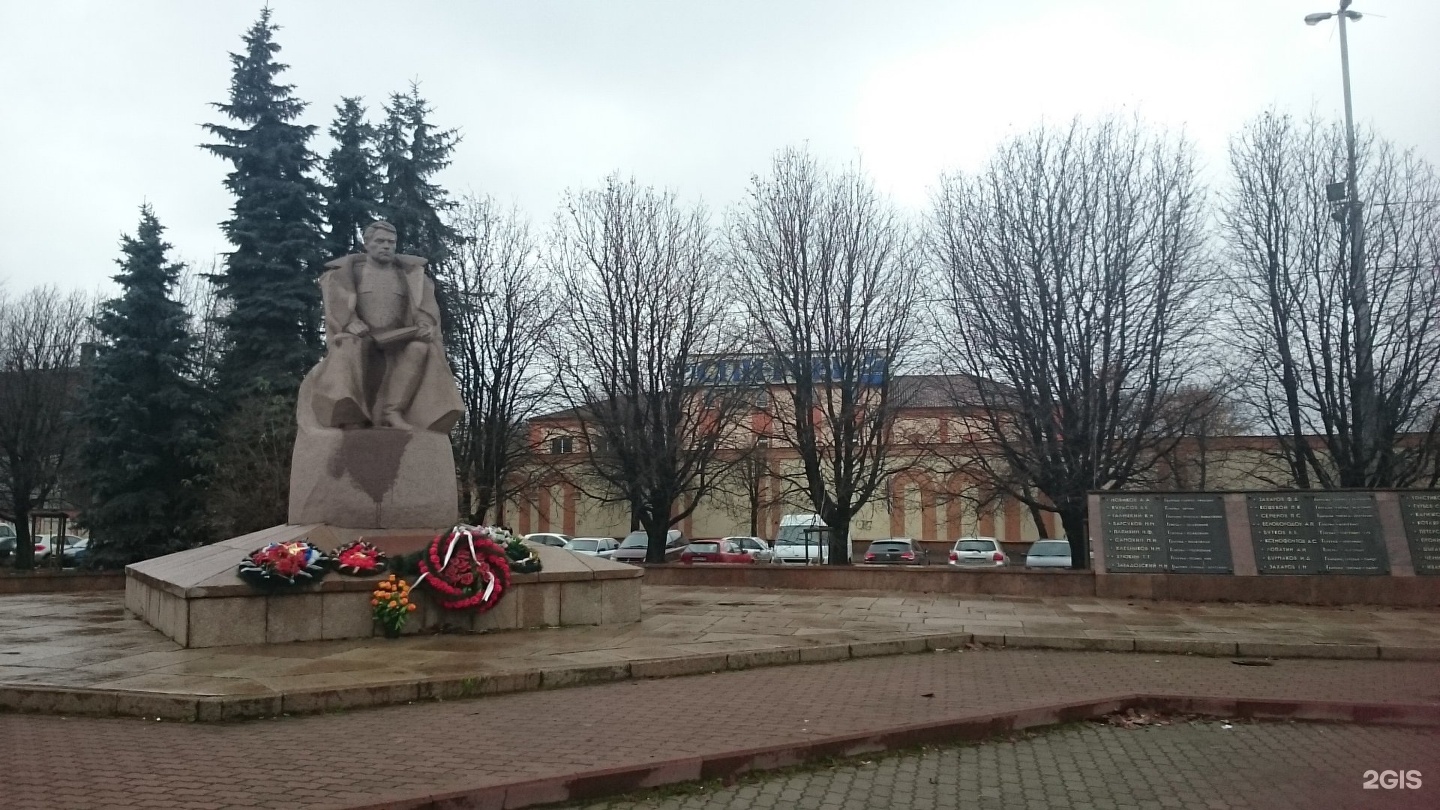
[377,83,460,264]
[82,207,213,567]
[321,96,380,259]
[377,83,462,340]
[203,7,325,400]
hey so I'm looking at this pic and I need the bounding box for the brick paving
[2,587,1438,714]
[566,720,1440,810]
[2,649,1438,809]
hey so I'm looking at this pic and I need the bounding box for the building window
[550,437,573,455]
[754,389,770,409]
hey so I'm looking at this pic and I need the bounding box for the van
[772,514,850,564]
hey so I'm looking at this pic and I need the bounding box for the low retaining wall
[642,564,1440,607]
[0,570,125,595]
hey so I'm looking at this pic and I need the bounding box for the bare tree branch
[929,117,1211,568]
[448,194,556,524]
[547,175,745,562]
[728,147,923,563]
[0,286,97,569]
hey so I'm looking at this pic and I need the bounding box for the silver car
[949,537,1007,567]
[564,537,618,558]
[1024,539,1073,569]
[612,529,685,564]
[724,536,773,563]
[523,532,571,548]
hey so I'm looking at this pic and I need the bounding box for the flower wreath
[238,541,328,587]
[492,526,543,575]
[332,541,388,576]
[415,526,512,612]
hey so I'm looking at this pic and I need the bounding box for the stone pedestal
[125,526,644,648]
[288,426,457,529]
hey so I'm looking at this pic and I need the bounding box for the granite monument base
[125,525,642,648]
[288,426,458,528]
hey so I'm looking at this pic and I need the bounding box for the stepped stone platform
[125,524,642,648]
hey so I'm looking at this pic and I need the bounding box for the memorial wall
[1092,490,1438,577]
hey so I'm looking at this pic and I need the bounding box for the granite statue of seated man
[305,221,464,433]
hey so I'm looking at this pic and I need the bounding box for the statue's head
[363,221,398,263]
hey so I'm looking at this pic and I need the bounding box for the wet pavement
[2,586,1438,703]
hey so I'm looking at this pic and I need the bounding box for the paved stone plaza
[565,720,1440,810]
[2,630,1439,808]
[2,585,1439,808]
[2,585,1439,714]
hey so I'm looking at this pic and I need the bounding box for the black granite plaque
[1158,495,1233,574]
[1311,492,1387,574]
[1248,493,1387,575]
[1399,492,1440,576]
[1247,493,1320,574]
[1099,496,1167,572]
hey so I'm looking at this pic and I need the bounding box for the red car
[680,539,755,565]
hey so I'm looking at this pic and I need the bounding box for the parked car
[680,539,755,565]
[564,537,618,558]
[773,514,850,564]
[611,529,685,564]
[37,535,89,567]
[863,538,927,565]
[0,524,15,561]
[523,532,571,548]
[725,536,773,563]
[1024,539,1073,569]
[948,537,1007,567]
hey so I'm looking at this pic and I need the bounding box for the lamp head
[1304,11,1333,25]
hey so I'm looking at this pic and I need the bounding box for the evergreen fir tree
[321,96,380,260]
[202,7,325,400]
[82,206,213,567]
[377,83,462,341]
[377,83,460,264]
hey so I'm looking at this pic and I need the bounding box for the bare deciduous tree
[549,175,744,562]
[206,389,293,537]
[0,286,96,569]
[449,195,556,524]
[1222,111,1440,488]
[729,147,922,564]
[930,117,1211,567]
[176,257,231,390]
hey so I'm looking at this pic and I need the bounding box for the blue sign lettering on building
[686,353,890,387]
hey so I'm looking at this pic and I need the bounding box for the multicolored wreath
[332,541,388,576]
[415,526,512,611]
[493,526,543,574]
[238,541,328,587]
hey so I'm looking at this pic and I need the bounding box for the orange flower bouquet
[372,574,418,638]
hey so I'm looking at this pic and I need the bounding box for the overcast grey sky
[3,0,1437,294]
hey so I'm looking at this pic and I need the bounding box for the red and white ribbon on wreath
[415,525,510,612]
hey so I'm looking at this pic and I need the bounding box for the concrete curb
[2,631,1437,721]
[321,694,1440,810]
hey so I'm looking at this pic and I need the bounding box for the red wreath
[332,541,387,576]
[415,527,512,611]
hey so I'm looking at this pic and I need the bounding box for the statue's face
[364,229,397,263]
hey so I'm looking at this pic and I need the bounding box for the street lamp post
[1306,0,1375,484]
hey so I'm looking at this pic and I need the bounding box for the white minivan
[772,514,851,564]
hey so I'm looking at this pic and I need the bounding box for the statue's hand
[416,323,435,341]
[346,321,371,337]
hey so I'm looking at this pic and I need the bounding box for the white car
[564,537,618,558]
[523,532,571,548]
[1024,539,1073,569]
[948,537,1008,567]
[723,536,773,563]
